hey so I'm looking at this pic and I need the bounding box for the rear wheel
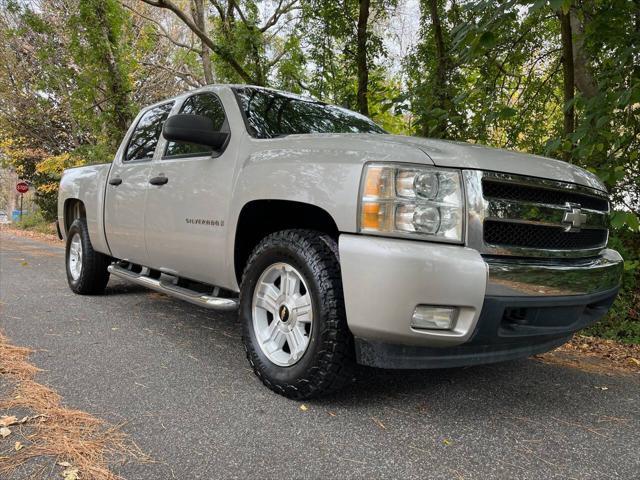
[240,230,355,399]
[65,218,110,294]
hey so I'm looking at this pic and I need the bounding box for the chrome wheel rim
[68,233,83,281]
[252,262,313,367]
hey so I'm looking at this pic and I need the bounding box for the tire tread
[240,229,354,399]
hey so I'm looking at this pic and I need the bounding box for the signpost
[16,181,29,222]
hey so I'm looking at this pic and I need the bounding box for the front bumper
[338,234,623,368]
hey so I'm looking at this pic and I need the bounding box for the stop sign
[16,181,29,194]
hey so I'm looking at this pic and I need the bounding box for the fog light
[411,305,458,330]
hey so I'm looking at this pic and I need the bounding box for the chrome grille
[464,171,609,258]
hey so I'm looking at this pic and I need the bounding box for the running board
[107,264,238,311]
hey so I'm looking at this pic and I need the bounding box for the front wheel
[240,230,355,399]
[65,218,110,294]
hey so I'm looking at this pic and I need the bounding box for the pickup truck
[58,85,623,399]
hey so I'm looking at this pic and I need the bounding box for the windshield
[233,87,386,139]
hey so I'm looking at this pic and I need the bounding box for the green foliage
[584,231,640,344]
[0,0,141,217]
[68,0,136,153]
[301,0,395,110]
[15,210,56,235]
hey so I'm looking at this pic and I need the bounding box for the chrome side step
[107,264,238,311]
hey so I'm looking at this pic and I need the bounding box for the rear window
[125,102,173,161]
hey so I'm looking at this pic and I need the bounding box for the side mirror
[163,114,228,150]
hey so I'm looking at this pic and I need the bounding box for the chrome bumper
[485,248,623,297]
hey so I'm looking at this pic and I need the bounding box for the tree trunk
[356,0,370,116]
[191,0,214,84]
[559,10,575,142]
[95,3,131,137]
[426,0,449,137]
[569,8,598,98]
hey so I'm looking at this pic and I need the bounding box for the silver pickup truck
[58,85,623,398]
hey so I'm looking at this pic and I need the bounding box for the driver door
[144,91,235,285]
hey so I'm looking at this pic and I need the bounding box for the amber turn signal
[361,202,381,229]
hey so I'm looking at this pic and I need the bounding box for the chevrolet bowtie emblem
[562,202,587,232]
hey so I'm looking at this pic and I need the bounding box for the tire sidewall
[65,219,89,291]
[241,242,328,384]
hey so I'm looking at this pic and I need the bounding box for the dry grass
[0,331,146,479]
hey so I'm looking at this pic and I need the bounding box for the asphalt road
[1,232,639,479]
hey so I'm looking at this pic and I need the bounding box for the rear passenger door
[104,102,173,265]
[144,91,235,284]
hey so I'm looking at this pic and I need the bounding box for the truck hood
[279,133,605,192]
[371,134,606,192]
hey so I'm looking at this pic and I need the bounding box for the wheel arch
[234,199,340,285]
[63,198,86,236]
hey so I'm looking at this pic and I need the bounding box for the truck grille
[482,179,609,211]
[484,221,608,250]
[465,171,610,258]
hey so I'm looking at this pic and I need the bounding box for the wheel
[65,218,111,294]
[240,229,355,399]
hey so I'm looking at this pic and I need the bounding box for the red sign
[16,182,29,194]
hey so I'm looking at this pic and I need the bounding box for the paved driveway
[1,232,638,479]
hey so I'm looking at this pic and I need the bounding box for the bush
[15,210,57,235]
[584,230,640,344]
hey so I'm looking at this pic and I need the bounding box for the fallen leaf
[0,427,11,438]
[0,416,17,427]
[62,468,79,480]
[14,441,23,451]
[20,261,28,266]
[629,358,640,366]
[443,439,452,446]
[299,404,308,412]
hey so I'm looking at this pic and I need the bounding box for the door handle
[108,177,122,186]
[149,176,169,186]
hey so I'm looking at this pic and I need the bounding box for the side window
[125,103,173,161]
[165,93,227,157]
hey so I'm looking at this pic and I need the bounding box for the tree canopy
[1,0,637,226]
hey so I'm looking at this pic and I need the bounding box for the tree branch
[123,3,201,54]
[141,61,203,88]
[260,0,300,33]
[140,0,256,84]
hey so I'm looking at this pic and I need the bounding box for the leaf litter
[536,335,640,375]
[0,330,148,479]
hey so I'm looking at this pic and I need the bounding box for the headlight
[359,163,465,243]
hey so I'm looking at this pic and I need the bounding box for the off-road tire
[65,218,110,294]
[240,229,355,399]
